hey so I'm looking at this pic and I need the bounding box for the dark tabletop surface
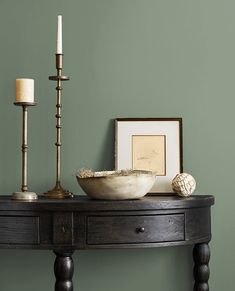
[0,194,215,211]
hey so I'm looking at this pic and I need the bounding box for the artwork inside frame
[115,118,183,194]
[132,135,166,176]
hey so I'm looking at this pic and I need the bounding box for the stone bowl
[76,170,156,200]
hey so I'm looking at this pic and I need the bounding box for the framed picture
[115,118,183,193]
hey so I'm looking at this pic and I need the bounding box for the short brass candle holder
[45,54,73,199]
[12,102,37,201]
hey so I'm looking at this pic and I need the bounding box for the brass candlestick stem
[12,102,37,200]
[45,54,73,198]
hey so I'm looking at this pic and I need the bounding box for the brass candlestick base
[45,182,72,199]
[45,54,73,199]
[12,102,38,201]
[12,192,37,201]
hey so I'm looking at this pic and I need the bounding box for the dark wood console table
[0,195,214,291]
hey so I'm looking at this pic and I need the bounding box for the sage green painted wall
[0,0,232,290]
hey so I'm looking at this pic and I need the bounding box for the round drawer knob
[136,227,145,233]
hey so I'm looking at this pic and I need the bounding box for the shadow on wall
[95,119,115,171]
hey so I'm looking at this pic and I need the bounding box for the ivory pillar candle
[57,15,62,54]
[16,79,34,103]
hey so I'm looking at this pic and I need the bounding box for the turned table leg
[193,243,210,291]
[54,250,74,291]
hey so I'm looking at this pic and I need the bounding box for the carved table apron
[0,195,214,291]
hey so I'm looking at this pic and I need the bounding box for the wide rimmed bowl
[76,170,156,200]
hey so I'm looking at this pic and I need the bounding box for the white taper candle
[57,15,62,54]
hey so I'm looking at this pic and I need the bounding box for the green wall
[0,0,232,290]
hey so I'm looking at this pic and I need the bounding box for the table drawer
[87,214,184,245]
[0,216,39,245]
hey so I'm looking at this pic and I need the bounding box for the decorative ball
[172,173,196,197]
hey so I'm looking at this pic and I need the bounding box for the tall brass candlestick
[12,102,37,200]
[45,54,73,198]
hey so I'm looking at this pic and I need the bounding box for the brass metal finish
[44,183,72,199]
[49,76,69,81]
[56,53,63,69]
[45,54,73,199]
[12,103,38,201]
[22,105,28,192]
[12,191,37,201]
[14,102,37,107]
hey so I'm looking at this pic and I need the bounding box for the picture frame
[115,118,183,193]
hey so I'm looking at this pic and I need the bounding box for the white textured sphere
[172,173,196,197]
